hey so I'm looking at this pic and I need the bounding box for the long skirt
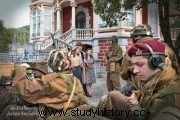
[83,68,96,84]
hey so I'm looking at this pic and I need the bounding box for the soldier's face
[131,56,157,81]
[133,35,142,43]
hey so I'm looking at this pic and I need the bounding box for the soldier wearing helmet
[1,48,87,120]
[101,39,180,120]
[105,35,123,92]
[120,24,180,81]
[130,24,153,43]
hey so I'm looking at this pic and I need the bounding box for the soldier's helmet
[48,48,71,72]
[130,24,153,42]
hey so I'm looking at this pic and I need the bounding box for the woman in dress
[84,48,96,97]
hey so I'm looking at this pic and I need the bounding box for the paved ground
[88,74,128,107]
[88,74,108,106]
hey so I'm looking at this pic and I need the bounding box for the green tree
[0,20,12,52]
[0,20,30,52]
[93,0,180,51]
[15,25,30,44]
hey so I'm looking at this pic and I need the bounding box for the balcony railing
[62,28,94,42]
[36,28,94,50]
[76,29,94,40]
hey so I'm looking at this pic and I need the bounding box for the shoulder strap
[63,76,77,111]
[147,86,180,108]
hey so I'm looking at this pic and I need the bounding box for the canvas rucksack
[152,107,180,120]
[148,86,180,120]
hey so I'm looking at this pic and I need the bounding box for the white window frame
[32,9,40,36]
[98,16,118,28]
[124,8,135,27]
[44,8,52,36]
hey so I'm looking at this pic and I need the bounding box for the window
[32,9,40,36]
[98,16,118,28]
[98,16,106,28]
[76,11,86,28]
[44,8,52,36]
[124,8,135,27]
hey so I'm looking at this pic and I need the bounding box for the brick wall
[97,37,130,67]
[98,39,111,66]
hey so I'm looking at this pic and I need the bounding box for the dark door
[76,11,86,28]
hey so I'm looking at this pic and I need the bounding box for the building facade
[28,0,177,72]
[0,0,178,75]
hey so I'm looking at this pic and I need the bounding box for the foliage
[0,20,13,52]
[93,0,180,50]
[0,20,30,52]
[93,0,124,27]
[15,25,30,44]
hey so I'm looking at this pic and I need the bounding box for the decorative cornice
[71,2,77,8]
[54,3,62,11]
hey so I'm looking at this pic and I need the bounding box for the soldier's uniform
[107,66,180,120]
[120,24,180,81]
[106,36,123,91]
[0,49,88,120]
[106,40,180,120]
[13,67,87,110]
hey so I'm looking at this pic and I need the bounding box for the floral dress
[84,58,96,84]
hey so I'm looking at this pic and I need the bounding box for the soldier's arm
[12,66,44,101]
[119,54,132,80]
[165,45,180,75]
[109,46,123,62]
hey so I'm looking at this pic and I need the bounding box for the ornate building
[28,0,165,72]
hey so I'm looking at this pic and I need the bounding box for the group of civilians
[71,42,96,97]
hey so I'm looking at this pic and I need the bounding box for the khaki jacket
[12,67,87,110]
[119,53,132,80]
[106,43,123,73]
[134,66,180,120]
[165,44,180,75]
[120,38,180,80]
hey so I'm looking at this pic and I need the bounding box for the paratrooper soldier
[103,39,180,120]
[105,35,123,92]
[120,24,180,81]
[0,48,87,120]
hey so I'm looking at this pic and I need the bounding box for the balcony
[35,28,94,50]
